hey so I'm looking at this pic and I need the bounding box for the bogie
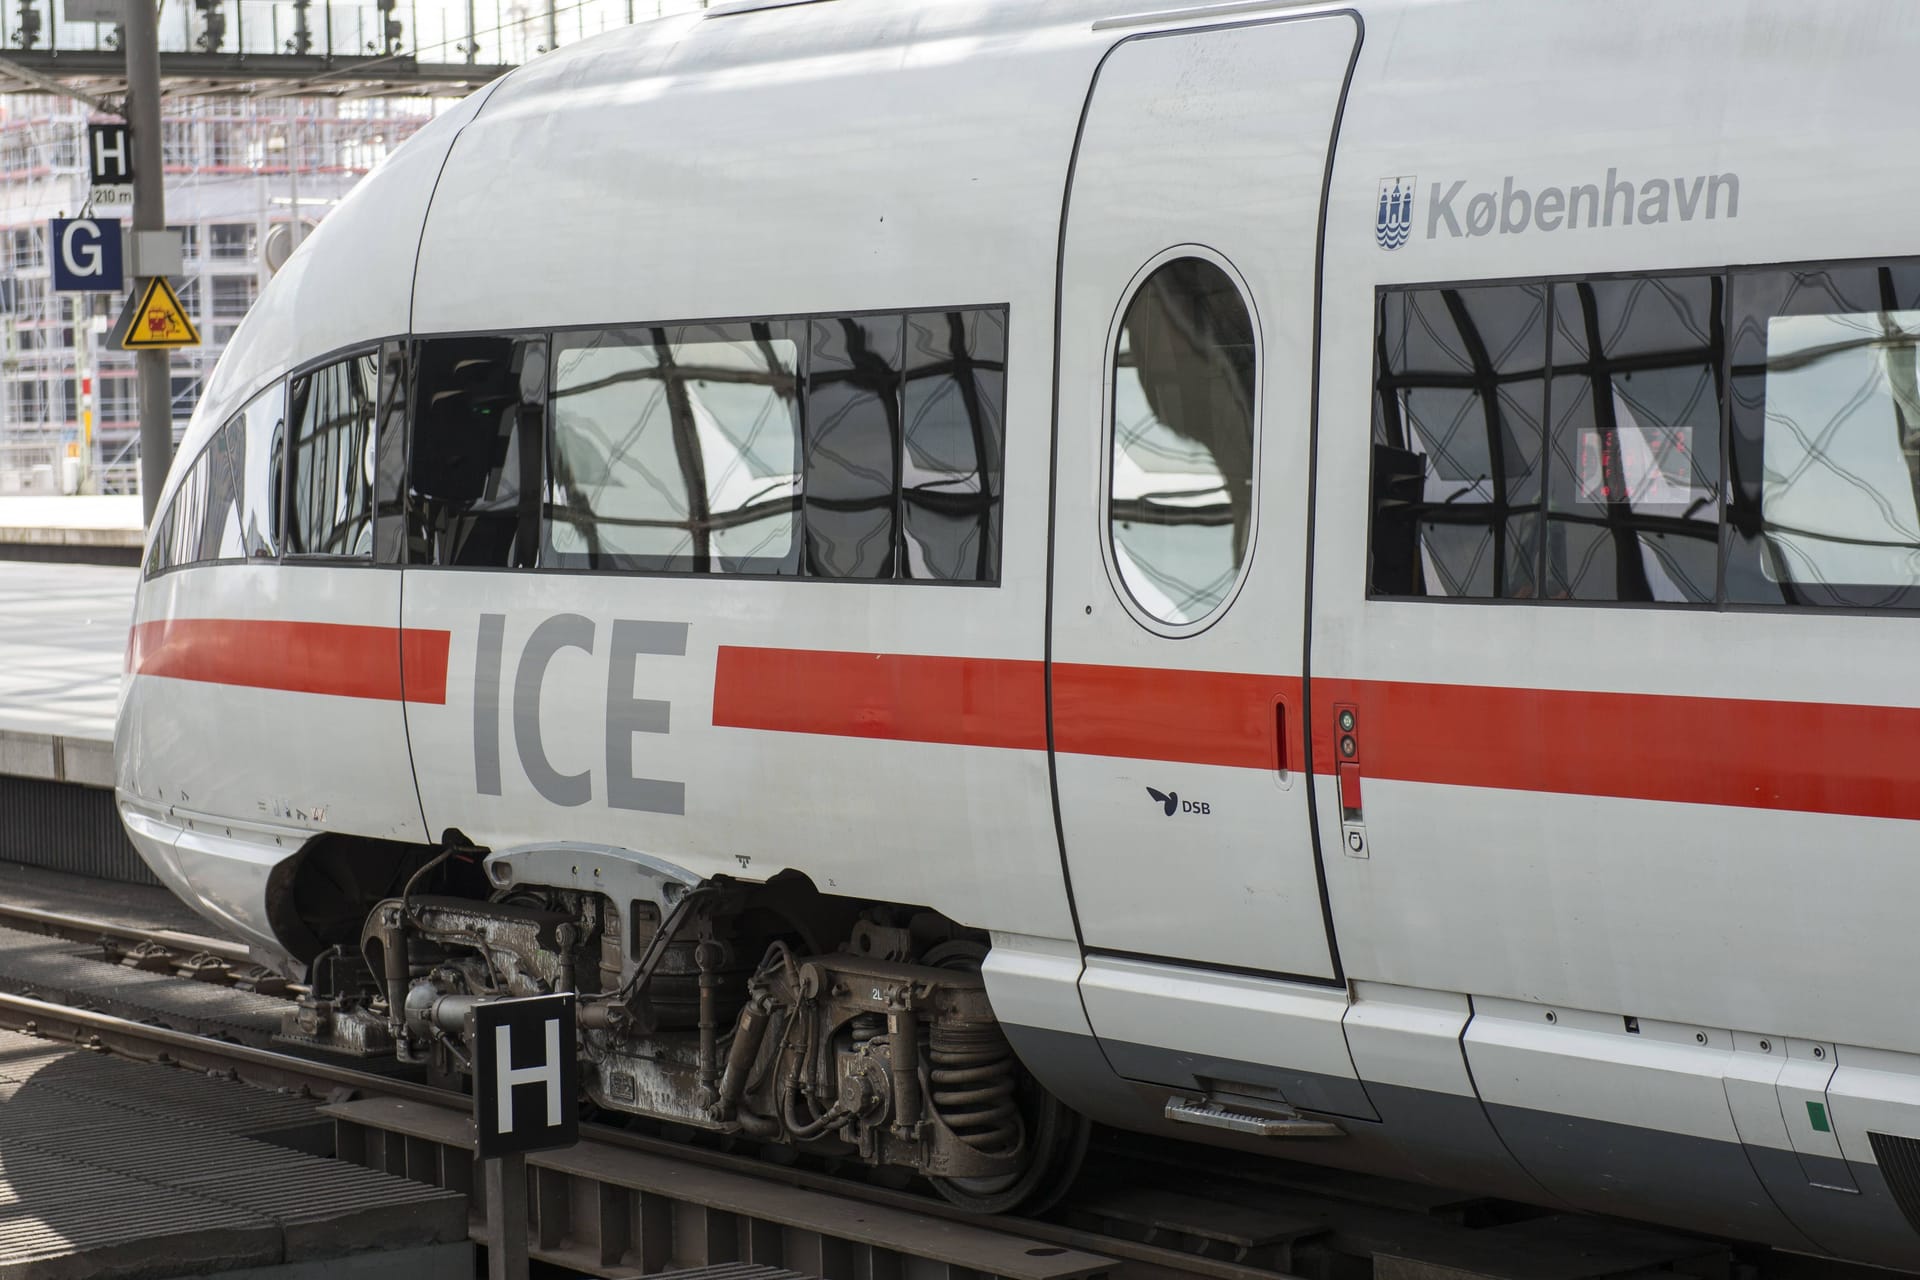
[337,855,1087,1209]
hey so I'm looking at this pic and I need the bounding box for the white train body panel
[111,0,1920,1263]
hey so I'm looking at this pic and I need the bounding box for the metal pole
[286,116,301,253]
[125,0,168,525]
[483,1153,530,1280]
[73,293,91,494]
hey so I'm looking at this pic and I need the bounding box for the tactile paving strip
[0,1029,466,1278]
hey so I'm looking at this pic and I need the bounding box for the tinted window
[537,309,1007,584]
[1371,285,1547,599]
[144,381,282,578]
[903,310,1004,581]
[1544,277,1722,603]
[197,412,246,563]
[807,315,901,578]
[163,451,209,571]
[1110,258,1257,625]
[286,351,377,557]
[372,341,408,564]
[238,380,283,559]
[1368,257,1920,612]
[546,323,800,574]
[1727,264,1920,608]
[409,335,546,567]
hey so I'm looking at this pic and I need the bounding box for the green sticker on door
[1807,1100,1832,1133]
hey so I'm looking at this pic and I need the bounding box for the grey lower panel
[1746,1140,1920,1270]
[1004,1022,1920,1268]
[1008,1022,1552,1202]
[1481,1101,1821,1254]
[1094,1029,1379,1120]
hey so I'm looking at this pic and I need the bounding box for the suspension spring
[850,1013,885,1047]
[927,1023,1021,1155]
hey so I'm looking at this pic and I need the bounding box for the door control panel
[1334,704,1367,857]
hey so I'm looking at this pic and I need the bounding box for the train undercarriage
[278,837,1088,1213]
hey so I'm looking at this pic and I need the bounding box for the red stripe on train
[1312,677,1920,822]
[712,647,1048,750]
[713,645,1296,769]
[1052,664,1297,768]
[717,645,1920,821]
[128,619,450,705]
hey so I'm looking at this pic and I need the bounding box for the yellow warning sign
[116,276,200,350]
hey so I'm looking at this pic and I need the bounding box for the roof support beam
[0,52,122,115]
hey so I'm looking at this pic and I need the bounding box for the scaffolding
[0,94,433,493]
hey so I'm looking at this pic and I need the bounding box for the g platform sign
[473,992,579,1158]
[48,218,123,292]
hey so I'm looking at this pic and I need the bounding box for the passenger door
[1048,14,1362,1102]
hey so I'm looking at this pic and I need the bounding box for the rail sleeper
[326,1096,1115,1280]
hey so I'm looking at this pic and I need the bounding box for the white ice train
[110,0,1920,1262]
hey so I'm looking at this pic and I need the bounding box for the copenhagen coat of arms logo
[1376,176,1415,250]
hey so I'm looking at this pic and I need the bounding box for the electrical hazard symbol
[111,276,200,350]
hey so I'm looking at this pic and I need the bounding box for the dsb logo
[1145,787,1211,817]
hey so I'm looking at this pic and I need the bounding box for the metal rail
[0,900,253,966]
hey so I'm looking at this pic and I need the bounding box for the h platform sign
[88,123,132,184]
[87,124,134,207]
[473,992,579,1158]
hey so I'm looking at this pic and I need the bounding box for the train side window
[285,350,378,558]
[806,315,902,578]
[1109,256,1258,626]
[163,449,210,571]
[196,411,247,563]
[237,380,284,559]
[372,341,408,565]
[1726,264,1920,608]
[902,310,1005,581]
[409,335,546,568]
[1542,277,1722,604]
[546,323,801,574]
[1371,284,1547,599]
[144,466,187,577]
[142,505,168,576]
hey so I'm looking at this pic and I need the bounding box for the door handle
[1274,698,1290,780]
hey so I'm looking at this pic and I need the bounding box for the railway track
[0,899,287,991]
[0,905,1900,1280]
[0,988,1274,1280]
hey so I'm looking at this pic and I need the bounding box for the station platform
[0,558,131,779]
[0,559,153,884]
[0,495,144,566]
[0,1026,470,1278]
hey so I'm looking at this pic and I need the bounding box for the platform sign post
[472,992,578,1280]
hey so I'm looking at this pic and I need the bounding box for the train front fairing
[112,0,1920,1265]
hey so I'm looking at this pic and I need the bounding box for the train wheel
[922,940,1090,1215]
[929,1085,1088,1215]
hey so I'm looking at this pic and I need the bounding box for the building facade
[0,94,440,494]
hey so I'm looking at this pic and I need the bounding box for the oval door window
[1108,255,1257,628]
